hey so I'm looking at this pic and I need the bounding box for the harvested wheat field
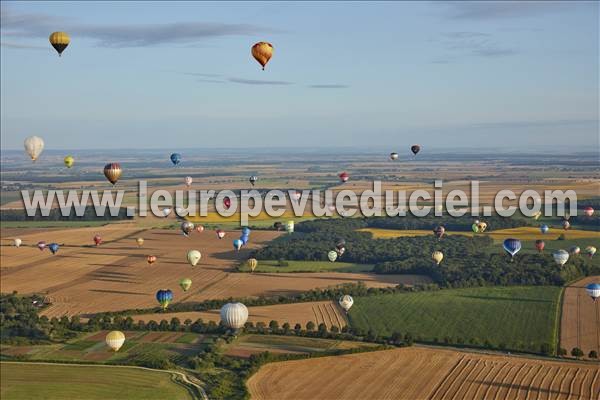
[247,347,600,400]
[561,276,600,359]
[133,300,348,328]
[0,226,421,317]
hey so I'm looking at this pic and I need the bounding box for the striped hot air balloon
[103,163,122,185]
[156,289,173,310]
[220,302,248,329]
[105,331,125,351]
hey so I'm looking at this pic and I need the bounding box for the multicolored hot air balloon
[103,163,122,185]
[434,225,445,239]
[37,241,46,251]
[339,295,354,312]
[583,206,594,217]
[390,152,399,161]
[216,229,226,239]
[105,331,125,352]
[503,238,521,259]
[540,224,549,234]
[13,238,22,248]
[553,249,569,266]
[170,153,181,165]
[247,258,258,272]
[328,251,338,262]
[181,221,194,237]
[339,172,349,183]
[49,31,70,56]
[48,243,59,255]
[156,289,173,310]
[64,156,74,168]
[93,235,102,246]
[147,255,157,265]
[187,250,201,267]
[584,246,596,258]
[185,176,193,187]
[562,220,571,231]
[249,176,258,186]
[251,42,273,70]
[136,237,144,247]
[586,283,600,301]
[477,222,487,232]
[220,302,248,329]
[569,246,580,256]
[432,251,444,265]
[233,239,243,251]
[179,278,192,292]
[24,136,44,161]
[411,145,421,156]
[535,240,545,253]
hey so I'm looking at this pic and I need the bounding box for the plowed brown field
[247,347,600,400]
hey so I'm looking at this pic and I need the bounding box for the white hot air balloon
[553,249,570,267]
[162,208,172,217]
[105,331,125,352]
[220,302,249,329]
[339,295,354,312]
[286,221,294,234]
[327,251,338,262]
[585,283,600,301]
[187,250,201,267]
[24,136,44,161]
[185,176,193,187]
[13,238,22,248]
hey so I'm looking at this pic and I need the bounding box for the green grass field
[348,286,562,353]
[0,220,111,228]
[0,362,193,400]
[238,260,373,273]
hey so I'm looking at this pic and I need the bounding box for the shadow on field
[473,380,570,397]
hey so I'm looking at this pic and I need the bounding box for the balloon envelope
[540,224,549,234]
[411,145,421,155]
[251,42,273,70]
[181,221,194,236]
[105,331,125,352]
[147,255,157,264]
[583,206,594,217]
[585,283,600,301]
[170,153,181,165]
[216,229,226,239]
[64,156,74,168]
[233,239,243,251]
[432,251,444,265]
[241,227,251,236]
[93,235,102,246]
[136,238,144,247]
[434,226,445,239]
[339,295,354,312]
[103,163,122,185]
[585,246,597,258]
[390,152,399,161]
[48,243,59,254]
[187,250,201,266]
[180,278,192,292]
[535,240,545,252]
[247,258,258,272]
[156,289,173,310]
[37,241,46,251]
[220,302,248,329]
[339,172,349,183]
[569,246,580,256]
[24,136,44,161]
[49,31,70,56]
[185,176,193,187]
[328,251,338,262]
[553,250,569,266]
[503,238,521,258]
[13,238,22,248]
[286,221,294,233]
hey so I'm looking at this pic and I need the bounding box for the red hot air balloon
[223,197,231,210]
[93,235,102,246]
[339,172,349,183]
[583,206,594,217]
[37,241,46,251]
[535,240,545,253]
[147,255,157,265]
[216,229,226,239]
[196,225,204,233]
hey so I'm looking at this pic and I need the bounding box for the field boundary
[554,285,566,355]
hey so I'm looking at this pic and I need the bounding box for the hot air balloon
[540,224,549,234]
[37,241,46,251]
[181,221,194,236]
[156,289,173,310]
[433,225,445,239]
[13,238,22,248]
[273,222,283,231]
[251,42,273,70]
[532,211,542,220]
[432,251,444,265]
[180,278,192,292]
[136,237,144,247]
[562,220,571,231]
[187,250,201,266]
[220,302,248,329]
[390,152,399,161]
[48,243,59,255]
[223,197,231,210]
[339,172,349,183]
[196,225,204,233]
[471,223,479,233]
[170,153,181,165]
[249,176,258,186]
[477,222,487,232]
[233,239,243,251]
[328,251,338,262]
[553,250,569,266]
[93,235,102,246]
[583,206,594,217]
[411,145,421,156]
[49,31,70,56]
[103,163,122,185]
[162,208,171,217]
[292,191,302,201]
[336,247,345,257]
[585,246,596,258]
[503,238,521,259]
[335,239,346,250]
[216,229,226,239]
[147,255,157,265]
[240,234,249,246]
[286,221,294,234]
[247,258,258,272]
[569,246,581,256]
[24,136,44,161]
[586,283,600,301]
[242,227,251,236]
[105,331,125,352]
[339,295,353,312]
[535,240,545,253]
[64,156,74,168]
[185,176,193,187]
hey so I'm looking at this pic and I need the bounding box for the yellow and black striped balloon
[49,32,70,56]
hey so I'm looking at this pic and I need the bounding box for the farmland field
[348,286,562,353]
[560,275,600,359]
[0,362,193,400]
[237,260,374,273]
[247,346,600,400]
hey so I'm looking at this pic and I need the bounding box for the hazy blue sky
[1,1,598,150]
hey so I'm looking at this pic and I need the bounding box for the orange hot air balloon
[196,225,204,233]
[251,42,273,70]
[147,255,157,265]
[103,163,122,185]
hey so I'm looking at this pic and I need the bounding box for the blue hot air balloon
[156,289,173,310]
[540,224,549,234]
[586,283,600,301]
[240,234,249,245]
[233,239,243,251]
[170,153,182,165]
[241,227,251,236]
[503,238,521,259]
[48,243,60,254]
